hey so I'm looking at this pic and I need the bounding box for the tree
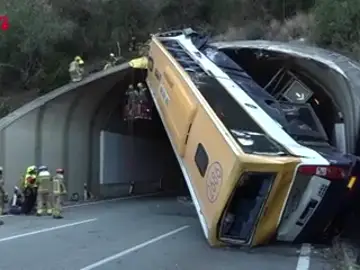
[312,0,360,56]
[0,0,75,89]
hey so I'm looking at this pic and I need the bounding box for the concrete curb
[333,237,360,270]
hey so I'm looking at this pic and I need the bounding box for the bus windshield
[277,102,328,142]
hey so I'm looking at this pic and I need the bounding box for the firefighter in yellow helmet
[22,165,37,214]
[52,168,67,219]
[36,165,52,216]
[69,56,85,82]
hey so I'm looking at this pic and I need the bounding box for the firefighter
[52,168,67,219]
[69,56,85,82]
[22,165,37,215]
[136,82,151,119]
[109,53,117,65]
[137,82,149,103]
[103,53,116,70]
[124,84,139,119]
[129,36,136,52]
[36,166,52,216]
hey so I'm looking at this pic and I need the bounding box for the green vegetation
[0,0,359,114]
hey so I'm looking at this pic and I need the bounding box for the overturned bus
[129,29,360,247]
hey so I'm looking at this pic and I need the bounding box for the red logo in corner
[0,15,9,31]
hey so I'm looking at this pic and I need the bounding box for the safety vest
[69,61,79,72]
[37,171,51,192]
[53,174,67,195]
[24,173,36,188]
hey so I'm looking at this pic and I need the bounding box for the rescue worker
[124,84,139,120]
[36,166,52,216]
[103,53,119,70]
[109,53,117,65]
[136,82,151,119]
[0,166,5,215]
[9,186,22,215]
[129,36,136,52]
[22,165,37,215]
[69,56,85,82]
[52,168,67,219]
[137,82,149,103]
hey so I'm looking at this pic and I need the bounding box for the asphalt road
[0,195,334,270]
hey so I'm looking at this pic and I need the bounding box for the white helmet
[110,53,115,57]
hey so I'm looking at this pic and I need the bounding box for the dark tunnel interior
[102,69,188,196]
[221,48,339,145]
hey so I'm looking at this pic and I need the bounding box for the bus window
[194,143,209,177]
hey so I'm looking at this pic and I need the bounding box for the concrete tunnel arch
[0,63,174,199]
[213,40,360,154]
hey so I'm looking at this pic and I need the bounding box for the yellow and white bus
[143,29,355,247]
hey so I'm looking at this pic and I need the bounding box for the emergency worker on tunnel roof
[36,166,52,216]
[52,168,67,219]
[69,56,85,82]
[109,53,117,63]
[103,53,116,70]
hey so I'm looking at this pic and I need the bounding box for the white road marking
[79,225,190,270]
[296,243,312,270]
[0,218,97,243]
[63,192,162,209]
[0,214,14,218]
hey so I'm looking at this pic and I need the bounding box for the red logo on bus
[0,15,9,31]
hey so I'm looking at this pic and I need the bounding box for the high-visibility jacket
[53,174,67,195]
[37,171,51,193]
[24,173,36,188]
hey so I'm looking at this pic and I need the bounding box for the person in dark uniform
[9,186,23,215]
[22,165,37,215]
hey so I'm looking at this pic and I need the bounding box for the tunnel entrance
[221,48,340,147]
[99,73,188,198]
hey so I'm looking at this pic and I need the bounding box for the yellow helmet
[74,56,84,65]
[26,165,37,174]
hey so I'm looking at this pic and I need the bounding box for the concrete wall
[0,63,163,199]
[99,131,172,197]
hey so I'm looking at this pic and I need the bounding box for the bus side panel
[147,40,198,156]
[183,106,241,245]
